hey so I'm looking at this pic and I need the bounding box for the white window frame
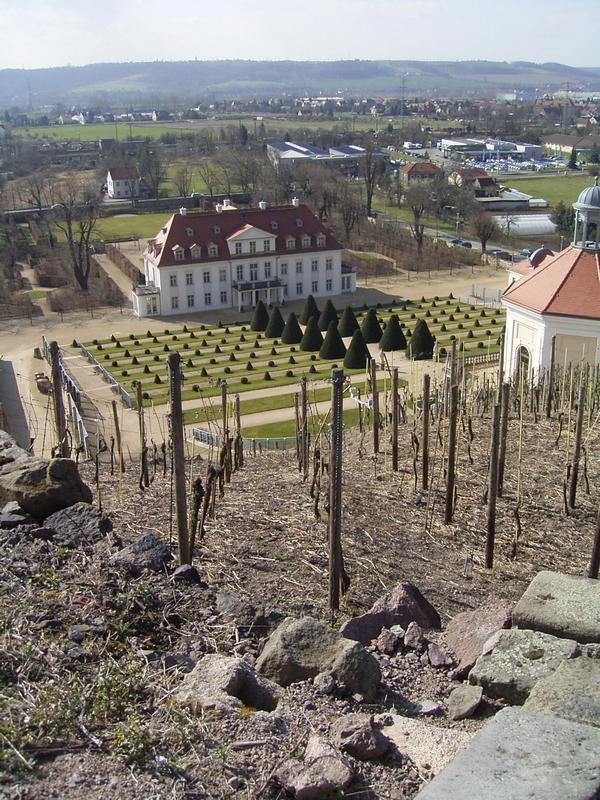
[326,258,333,271]
[249,240,256,254]
[203,271,211,284]
[220,290,227,303]
[281,262,288,275]
[204,292,212,306]
[296,282,303,295]
[250,263,258,281]
[174,248,185,262]
[326,279,332,291]
[263,239,271,252]
[187,294,195,307]
[171,296,179,310]
[286,237,295,250]
[219,268,227,282]
[235,242,243,255]
[296,261,303,274]
[208,245,218,257]
[312,280,318,293]
[311,259,318,272]
[302,235,311,248]
[264,261,271,278]
[185,272,193,286]
[236,265,244,281]
[169,273,177,287]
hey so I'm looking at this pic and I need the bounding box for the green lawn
[96,212,171,241]
[503,175,592,208]
[242,407,363,440]
[23,289,49,299]
[12,123,187,141]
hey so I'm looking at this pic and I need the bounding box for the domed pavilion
[502,181,600,379]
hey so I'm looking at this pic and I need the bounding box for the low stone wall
[105,245,143,283]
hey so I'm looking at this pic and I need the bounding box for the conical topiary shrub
[379,314,407,352]
[265,306,285,338]
[344,329,371,370]
[409,318,435,360]
[319,320,347,360]
[338,306,359,337]
[300,316,324,352]
[360,308,383,344]
[299,294,320,325]
[281,312,303,345]
[317,299,338,332]
[250,299,269,332]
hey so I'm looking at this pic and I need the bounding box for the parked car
[519,248,534,257]
[489,249,513,261]
[459,240,473,248]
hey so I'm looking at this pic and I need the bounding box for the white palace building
[502,181,600,379]
[132,200,356,318]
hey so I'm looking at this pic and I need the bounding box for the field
[504,174,592,207]
[96,212,173,241]
[79,296,505,437]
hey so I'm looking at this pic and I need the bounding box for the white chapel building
[132,200,355,318]
[502,182,600,378]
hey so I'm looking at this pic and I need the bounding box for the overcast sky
[1,0,598,70]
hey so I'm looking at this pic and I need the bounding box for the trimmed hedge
[319,320,347,360]
[338,305,359,337]
[410,319,435,360]
[379,314,406,352]
[299,294,319,325]
[360,308,383,343]
[317,299,338,332]
[265,306,285,338]
[344,329,371,370]
[300,316,324,352]
[250,300,269,331]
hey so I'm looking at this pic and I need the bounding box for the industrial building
[439,138,543,162]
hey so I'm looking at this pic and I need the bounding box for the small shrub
[143,365,150,374]
[234,344,240,351]
[142,392,150,400]
[440,323,447,332]
[164,329,170,335]
[288,355,296,364]
[477,341,484,349]
[449,314,455,321]
[144,348,150,355]
[474,319,480,327]
[97,344,103,350]
[190,331,196,339]
[153,355,160,362]
[411,313,416,319]
[467,330,474,338]
[201,367,208,377]
[186,358,193,368]
[192,384,200,392]
[104,354,110,361]
[270,347,277,355]
[450,334,456,341]
[110,335,116,343]
[163,344,169,352]
[246,362,254,371]
[268,360,275,367]
[263,371,272,381]
[486,330,492,336]
[224,366,231,374]
[250,352,256,358]
[194,349,201,356]
[124,349,130,357]
[286,370,294,377]
[134,340,139,346]
[241,376,249,384]
[439,347,447,357]
[214,345,221,353]
[240,334,246,342]
[209,358,216,364]
[183,343,189,350]
[131,356,138,365]
[221,338,227,344]
[93,339,98,345]
[121,370,128,376]
[309,364,317,374]
[112,360,118,367]
[154,374,161,384]
[229,353,236,361]
[183,325,188,332]
[290,346,296,352]
[310,354,317,361]
[152,337,158,344]
[129,334,135,340]
[72,339,78,347]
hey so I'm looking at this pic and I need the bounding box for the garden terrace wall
[105,245,143,284]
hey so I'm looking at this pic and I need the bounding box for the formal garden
[76,294,505,428]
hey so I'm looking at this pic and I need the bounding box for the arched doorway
[515,345,530,387]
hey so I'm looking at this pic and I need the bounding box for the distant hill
[3,59,600,106]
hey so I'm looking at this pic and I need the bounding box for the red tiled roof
[145,204,342,268]
[503,245,600,319]
[457,168,491,180]
[108,167,139,181]
[400,162,442,175]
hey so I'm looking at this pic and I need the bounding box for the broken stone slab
[340,582,441,646]
[447,684,483,721]
[256,616,381,701]
[216,591,283,637]
[427,643,452,668]
[44,502,112,547]
[414,707,600,800]
[173,653,282,715]
[110,531,172,576]
[331,713,391,761]
[276,735,354,800]
[444,602,512,678]
[376,627,403,655]
[524,656,600,728]
[0,431,92,520]
[384,714,474,777]
[468,628,579,704]
[513,570,600,644]
[404,621,425,651]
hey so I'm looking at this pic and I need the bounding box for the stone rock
[163,653,196,672]
[0,431,92,521]
[468,628,580,704]
[276,735,354,800]
[216,591,283,637]
[444,603,512,678]
[27,526,56,541]
[313,672,335,695]
[428,643,452,668]
[413,707,600,800]
[70,624,107,643]
[110,532,172,576]
[173,654,282,714]
[385,714,474,777]
[376,627,402,655]
[341,582,441,646]
[512,570,600,644]
[524,656,600,728]
[0,510,35,529]
[415,699,444,717]
[404,621,425,650]
[256,616,381,701]
[171,564,202,584]
[447,685,483,721]
[331,713,390,760]
[44,503,112,547]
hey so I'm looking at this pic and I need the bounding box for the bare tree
[361,138,385,217]
[17,171,53,214]
[196,159,221,198]
[174,165,193,197]
[405,182,431,255]
[138,151,165,200]
[337,184,364,244]
[472,211,500,253]
[51,178,101,292]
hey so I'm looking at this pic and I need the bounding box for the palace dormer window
[212,224,221,235]
[249,240,256,254]
[235,242,243,255]
[263,239,271,252]
[271,220,279,230]
[302,235,311,248]
[286,236,295,250]
[173,246,185,262]
[295,218,303,228]
[208,244,218,257]
[186,226,194,237]
[317,234,326,247]
[190,244,201,259]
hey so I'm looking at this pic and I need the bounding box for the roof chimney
[179,206,187,216]
[215,203,223,213]
[292,197,300,208]
[259,200,267,211]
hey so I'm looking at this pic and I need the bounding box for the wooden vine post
[444,384,459,524]
[497,382,510,497]
[422,373,430,490]
[589,509,600,579]
[328,367,345,614]
[233,393,243,470]
[168,352,190,565]
[49,340,69,457]
[391,367,399,472]
[370,358,379,454]
[545,336,556,419]
[568,383,586,510]
[221,380,232,484]
[485,402,501,569]
[111,399,125,474]
[136,380,150,487]
[300,377,309,480]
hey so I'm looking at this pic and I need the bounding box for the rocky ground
[1,405,598,799]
